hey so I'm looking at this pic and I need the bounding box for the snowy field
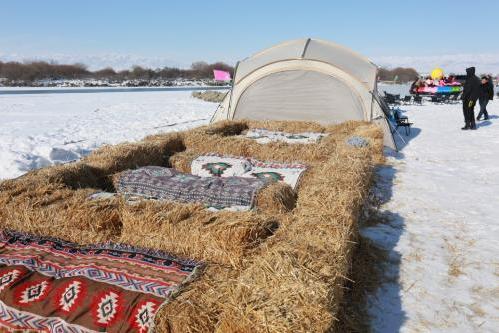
[0,90,218,179]
[365,100,499,332]
[0,89,498,332]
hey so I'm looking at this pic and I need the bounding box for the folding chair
[402,95,412,105]
[393,94,402,105]
[394,109,413,136]
[431,95,443,104]
[413,95,423,105]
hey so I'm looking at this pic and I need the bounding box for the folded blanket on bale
[245,128,327,144]
[191,153,307,190]
[115,166,268,210]
[0,230,200,333]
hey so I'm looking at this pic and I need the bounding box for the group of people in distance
[461,67,494,130]
[409,75,461,94]
[410,75,460,92]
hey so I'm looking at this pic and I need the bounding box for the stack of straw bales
[0,119,383,332]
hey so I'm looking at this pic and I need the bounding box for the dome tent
[211,38,397,149]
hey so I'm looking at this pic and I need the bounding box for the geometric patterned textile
[116,166,268,210]
[192,153,307,190]
[245,128,327,144]
[0,230,200,333]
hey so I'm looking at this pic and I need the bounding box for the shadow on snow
[360,149,409,331]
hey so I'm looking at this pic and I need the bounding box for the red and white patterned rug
[0,230,201,332]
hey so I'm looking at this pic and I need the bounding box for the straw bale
[0,187,122,244]
[118,200,279,266]
[192,91,227,103]
[168,150,199,173]
[0,162,102,200]
[246,119,326,133]
[336,237,388,332]
[183,132,334,166]
[84,132,185,175]
[201,120,248,136]
[211,146,376,332]
[254,181,296,214]
[155,265,239,333]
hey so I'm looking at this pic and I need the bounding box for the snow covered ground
[0,89,497,332]
[0,90,218,179]
[364,100,499,332]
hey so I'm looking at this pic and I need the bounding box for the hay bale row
[0,186,288,266]
[0,132,185,195]
[84,132,185,177]
[156,127,380,332]
[119,202,279,267]
[246,119,326,133]
[0,187,122,244]
[182,130,335,165]
[0,163,102,198]
[195,120,248,137]
[230,148,376,332]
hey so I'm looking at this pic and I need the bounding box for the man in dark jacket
[487,75,495,95]
[477,76,494,120]
[461,67,481,130]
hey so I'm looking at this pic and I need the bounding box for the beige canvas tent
[211,38,397,149]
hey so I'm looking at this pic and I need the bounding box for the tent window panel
[234,70,365,124]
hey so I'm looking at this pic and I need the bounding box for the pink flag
[213,69,231,81]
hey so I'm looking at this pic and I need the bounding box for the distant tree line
[378,67,419,83]
[0,60,425,85]
[0,60,234,82]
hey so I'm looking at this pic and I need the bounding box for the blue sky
[1,0,499,72]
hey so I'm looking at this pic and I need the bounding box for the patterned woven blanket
[116,166,268,210]
[245,128,327,144]
[0,230,200,333]
[191,153,307,190]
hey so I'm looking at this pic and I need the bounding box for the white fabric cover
[235,38,377,89]
[245,128,327,144]
[234,70,365,123]
[305,39,377,87]
[235,39,308,83]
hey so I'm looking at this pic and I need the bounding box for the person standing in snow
[487,75,494,100]
[477,76,494,121]
[461,67,481,130]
